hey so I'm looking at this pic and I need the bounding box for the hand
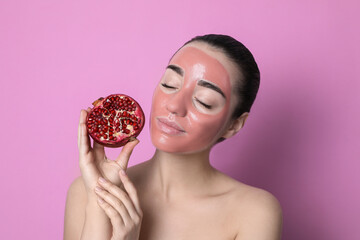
[78,109,139,194]
[95,170,143,240]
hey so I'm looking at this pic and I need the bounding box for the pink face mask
[150,45,234,153]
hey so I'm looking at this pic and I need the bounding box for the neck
[148,149,217,201]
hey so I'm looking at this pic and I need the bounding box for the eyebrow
[198,80,226,99]
[166,65,184,77]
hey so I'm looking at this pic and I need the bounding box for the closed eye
[194,97,212,109]
[161,83,177,89]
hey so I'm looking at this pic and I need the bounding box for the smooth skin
[64,109,142,240]
[64,42,283,240]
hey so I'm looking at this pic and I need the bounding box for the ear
[221,112,249,139]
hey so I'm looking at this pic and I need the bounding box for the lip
[156,117,186,135]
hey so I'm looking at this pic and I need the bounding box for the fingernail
[98,197,104,203]
[99,177,107,183]
[95,186,103,192]
[129,137,137,142]
[120,169,126,176]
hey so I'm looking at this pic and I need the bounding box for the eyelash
[194,97,212,109]
[161,83,177,89]
[161,83,212,110]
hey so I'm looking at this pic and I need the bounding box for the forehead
[169,45,233,98]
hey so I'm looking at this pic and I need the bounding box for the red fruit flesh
[86,94,145,147]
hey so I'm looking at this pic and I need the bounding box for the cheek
[187,110,228,143]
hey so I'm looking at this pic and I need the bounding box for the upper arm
[64,176,87,240]
[235,190,283,240]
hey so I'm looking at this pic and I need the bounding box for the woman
[64,34,283,240]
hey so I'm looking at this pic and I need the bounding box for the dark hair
[183,34,260,119]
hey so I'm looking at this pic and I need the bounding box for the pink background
[1,0,359,239]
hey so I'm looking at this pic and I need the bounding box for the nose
[166,91,187,117]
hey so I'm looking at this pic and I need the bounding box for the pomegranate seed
[86,94,144,147]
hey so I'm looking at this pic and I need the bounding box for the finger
[97,196,125,229]
[93,141,105,162]
[78,110,91,156]
[97,177,141,221]
[95,182,133,226]
[95,187,132,226]
[115,139,140,171]
[97,178,138,222]
[78,110,84,150]
[119,170,143,217]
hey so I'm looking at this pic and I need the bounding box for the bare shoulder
[67,176,86,194]
[65,176,87,205]
[233,181,282,215]
[64,176,87,240]
[222,175,283,239]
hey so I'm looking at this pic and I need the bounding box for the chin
[150,133,214,155]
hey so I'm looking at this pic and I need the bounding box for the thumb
[115,139,140,171]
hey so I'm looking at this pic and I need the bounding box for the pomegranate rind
[92,97,104,107]
[86,94,145,148]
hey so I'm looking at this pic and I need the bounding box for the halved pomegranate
[86,94,145,147]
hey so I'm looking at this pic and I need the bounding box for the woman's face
[150,42,238,154]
